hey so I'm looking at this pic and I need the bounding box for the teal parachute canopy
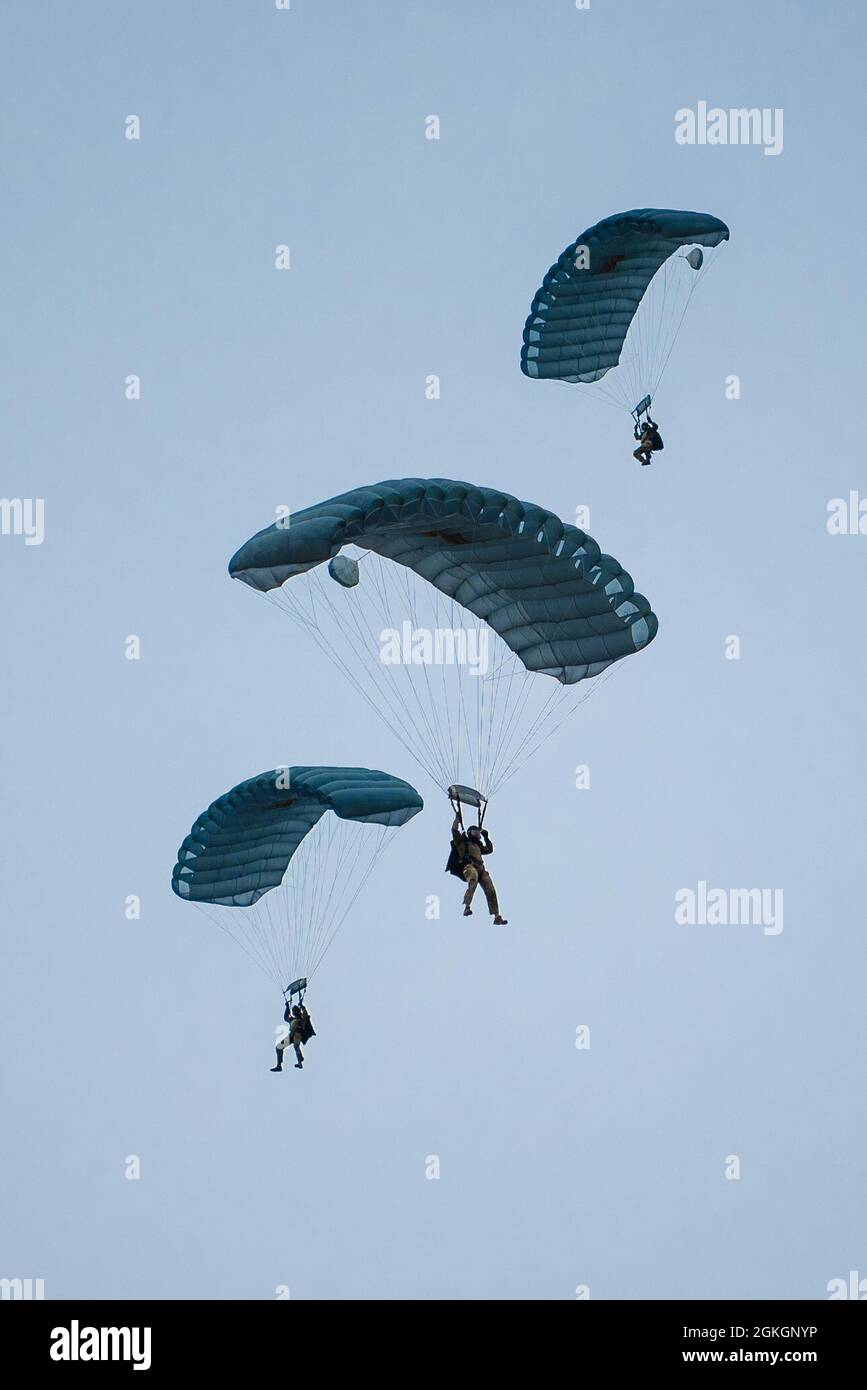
[173,765,423,906]
[521,207,729,409]
[172,766,423,984]
[229,480,657,798]
[229,477,656,683]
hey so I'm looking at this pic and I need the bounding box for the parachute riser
[285,976,308,1006]
[447,783,488,832]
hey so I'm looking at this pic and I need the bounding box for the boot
[494,914,508,925]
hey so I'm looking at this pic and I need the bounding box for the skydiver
[633,416,664,466]
[270,1002,315,1071]
[449,812,508,923]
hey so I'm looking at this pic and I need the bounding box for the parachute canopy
[173,765,423,907]
[229,478,657,685]
[521,207,729,410]
[229,480,657,798]
[172,766,423,986]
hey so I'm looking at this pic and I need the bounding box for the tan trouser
[462,863,500,916]
[279,1030,304,1060]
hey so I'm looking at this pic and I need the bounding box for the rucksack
[445,843,467,879]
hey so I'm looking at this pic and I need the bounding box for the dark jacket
[447,819,493,876]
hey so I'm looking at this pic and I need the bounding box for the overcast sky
[2,0,865,1300]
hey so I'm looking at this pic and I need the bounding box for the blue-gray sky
[2,0,865,1300]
